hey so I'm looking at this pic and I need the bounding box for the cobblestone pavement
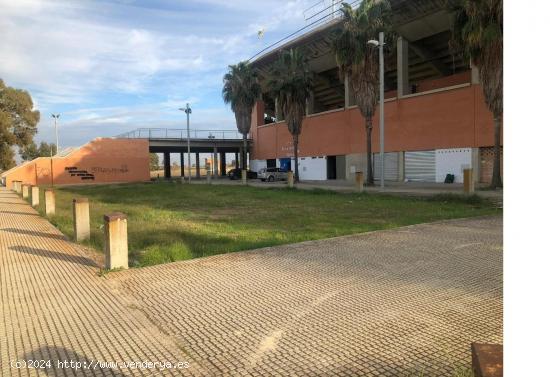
[109,216,503,376]
[0,188,204,376]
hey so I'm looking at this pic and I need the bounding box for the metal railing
[116,128,243,140]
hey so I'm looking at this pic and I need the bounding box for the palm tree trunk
[365,117,374,186]
[293,134,300,182]
[490,115,503,188]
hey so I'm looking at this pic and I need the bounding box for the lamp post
[368,31,385,190]
[179,104,192,183]
[51,114,60,155]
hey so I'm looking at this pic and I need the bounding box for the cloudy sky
[0,0,326,148]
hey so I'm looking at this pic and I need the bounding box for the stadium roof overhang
[250,0,466,90]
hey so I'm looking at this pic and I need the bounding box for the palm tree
[333,0,393,186]
[222,62,261,172]
[449,0,503,188]
[267,49,314,182]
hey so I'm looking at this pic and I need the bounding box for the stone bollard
[31,186,40,207]
[72,198,90,241]
[355,172,364,193]
[22,184,30,199]
[45,189,55,216]
[206,170,212,184]
[287,171,294,188]
[463,168,475,194]
[104,213,128,270]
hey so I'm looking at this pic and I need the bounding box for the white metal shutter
[405,150,436,182]
[374,152,399,181]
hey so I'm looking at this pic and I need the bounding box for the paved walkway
[109,217,503,376]
[1,186,503,376]
[0,188,202,376]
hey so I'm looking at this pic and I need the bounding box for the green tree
[449,0,503,188]
[20,141,57,161]
[333,0,393,185]
[267,49,314,182]
[222,61,261,172]
[0,79,40,171]
[150,153,160,171]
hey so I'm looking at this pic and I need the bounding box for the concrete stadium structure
[248,0,502,184]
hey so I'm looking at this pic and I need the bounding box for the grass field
[34,182,500,268]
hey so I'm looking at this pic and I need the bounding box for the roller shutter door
[405,150,436,182]
[374,152,399,181]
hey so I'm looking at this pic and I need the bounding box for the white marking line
[453,242,483,250]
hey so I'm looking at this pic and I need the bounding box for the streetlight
[178,104,192,183]
[368,31,385,190]
[51,114,60,155]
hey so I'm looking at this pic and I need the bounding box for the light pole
[51,114,60,155]
[368,31,385,190]
[179,104,192,183]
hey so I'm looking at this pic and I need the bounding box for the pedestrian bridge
[116,128,252,178]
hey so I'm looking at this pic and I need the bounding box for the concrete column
[275,98,282,121]
[45,189,55,216]
[213,147,219,178]
[470,59,480,84]
[398,151,405,182]
[397,37,410,98]
[163,152,171,179]
[13,181,22,193]
[235,152,239,169]
[195,152,200,178]
[220,153,227,176]
[355,172,364,193]
[287,171,294,188]
[31,186,39,207]
[180,153,185,178]
[344,74,351,108]
[22,184,30,199]
[306,91,315,115]
[73,198,90,242]
[103,213,128,270]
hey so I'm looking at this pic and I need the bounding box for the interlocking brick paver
[108,214,503,376]
[1,186,503,376]
[0,188,203,376]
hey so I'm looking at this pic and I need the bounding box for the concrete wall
[251,84,498,161]
[2,138,150,189]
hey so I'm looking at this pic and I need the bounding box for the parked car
[228,168,257,180]
[258,167,288,182]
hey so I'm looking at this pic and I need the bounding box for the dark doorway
[267,159,276,168]
[327,156,336,180]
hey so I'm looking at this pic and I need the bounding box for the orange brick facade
[250,83,499,160]
[2,138,150,189]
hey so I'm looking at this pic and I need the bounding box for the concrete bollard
[45,189,55,216]
[13,181,22,193]
[72,198,90,241]
[103,213,128,270]
[287,171,294,188]
[206,170,212,184]
[22,184,30,199]
[463,168,475,194]
[355,172,364,193]
[31,186,40,207]
[242,171,247,185]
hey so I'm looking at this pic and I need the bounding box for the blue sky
[0,0,323,148]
